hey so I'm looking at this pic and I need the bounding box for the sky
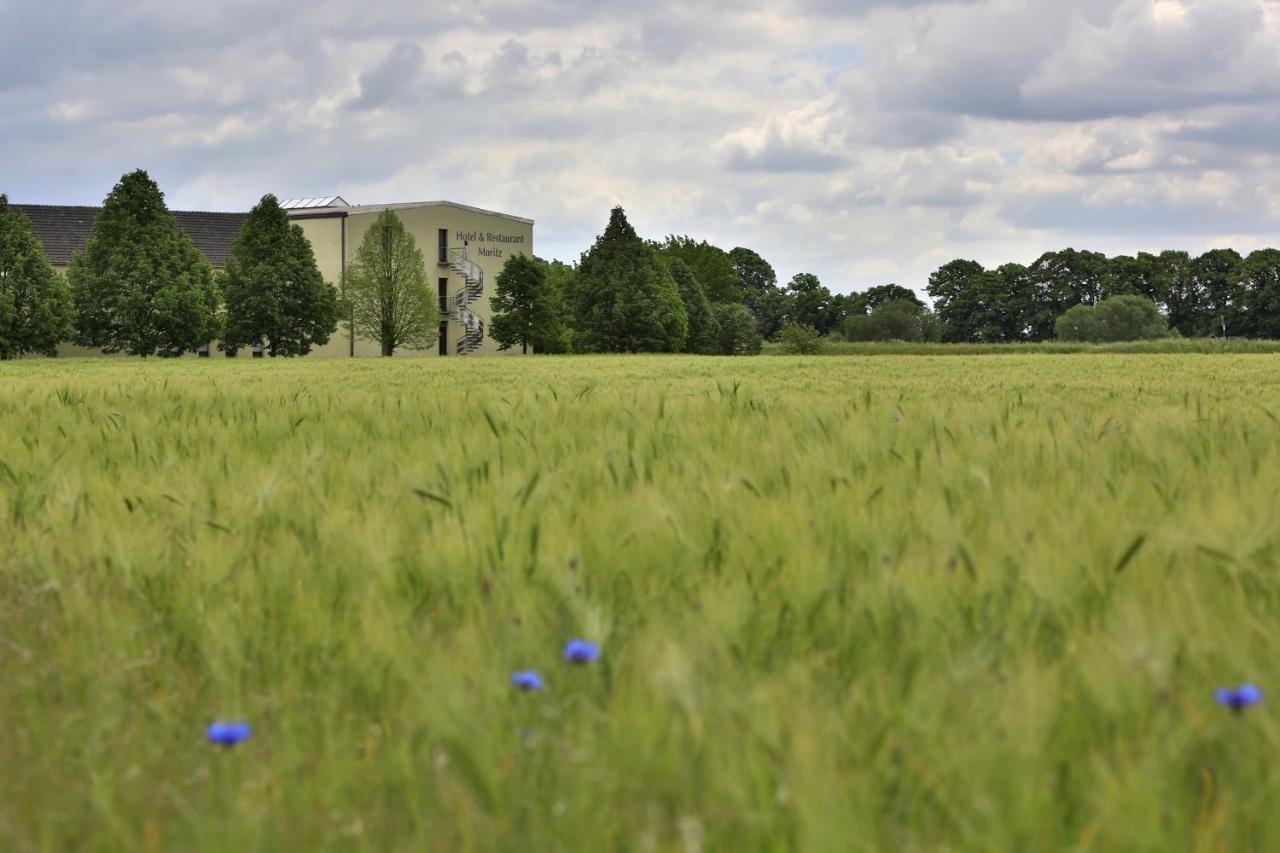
[3,0,1279,296]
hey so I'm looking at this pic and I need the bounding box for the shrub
[712,303,762,355]
[1055,295,1169,343]
[777,321,826,354]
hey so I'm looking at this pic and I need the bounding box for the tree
[1193,249,1245,337]
[1028,249,1109,337]
[571,207,687,353]
[69,170,221,356]
[342,210,439,357]
[785,273,837,334]
[730,247,788,339]
[667,259,720,354]
[658,236,740,303]
[711,303,762,355]
[1237,249,1280,339]
[489,254,565,354]
[927,259,986,342]
[0,195,73,358]
[539,258,576,353]
[221,194,339,356]
[1054,295,1168,342]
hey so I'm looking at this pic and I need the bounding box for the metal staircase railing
[446,247,485,355]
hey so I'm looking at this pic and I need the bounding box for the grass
[764,337,1280,356]
[2,354,1280,850]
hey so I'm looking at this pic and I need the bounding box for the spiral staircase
[446,247,485,355]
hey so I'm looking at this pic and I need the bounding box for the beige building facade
[286,197,534,358]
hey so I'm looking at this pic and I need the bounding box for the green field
[3,355,1279,851]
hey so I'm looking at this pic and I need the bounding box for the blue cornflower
[510,670,544,691]
[1215,684,1263,713]
[563,639,600,664]
[206,721,252,747]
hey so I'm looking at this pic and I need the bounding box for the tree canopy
[667,258,719,354]
[489,254,566,354]
[221,194,340,356]
[69,170,221,356]
[0,195,74,358]
[571,207,687,353]
[658,236,740,303]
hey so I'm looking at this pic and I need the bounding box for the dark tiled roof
[12,204,248,269]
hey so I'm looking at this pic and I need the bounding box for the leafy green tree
[785,273,838,334]
[571,207,687,353]
[1237,249,1280,339]
[777,321,825,354]
[711,303,762,355]
[342,209,439,356]
[538,258,576,353]
[730,247,788,339]
[927,259,986,342]
[1028,249,1110,337]
[221,194,339,357]
[490,253,566,354]
[658,236,740,303]
[69,170,221,356]
[0,195,73,358]
[1193,249,1245,337]
[666,259,719,354]
[1054,295,1168,342]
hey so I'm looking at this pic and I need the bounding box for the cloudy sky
[3,0,1279,295]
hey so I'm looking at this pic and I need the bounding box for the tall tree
[571,207,687,353]
[69,170,221,356]
[1193,249,1245,337]
[730,246,787,338]
[1237,249,1280,339]
[1028,249,1109,336]
[785,273,836,334]
[926,259,986,343]
[342,209,439,356]
[489,254,565,354]
[0,195,74,358]
[539,258,576,353]
[221,194,339,356]
[658,236,740,303]
[667,258,719,354]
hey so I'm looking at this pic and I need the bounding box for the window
[439,322,449,356]
[438,229,448,265]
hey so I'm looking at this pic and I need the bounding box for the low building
[15,195,534,357]
[282,197,534,357]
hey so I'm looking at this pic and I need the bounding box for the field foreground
[3,355,1280,851]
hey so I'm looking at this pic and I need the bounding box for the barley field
[3,355,1280,851]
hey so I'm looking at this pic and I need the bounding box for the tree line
[926,248,1280,343]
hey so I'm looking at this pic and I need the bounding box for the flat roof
[286,199,534,226]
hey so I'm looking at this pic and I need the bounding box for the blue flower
[1215,684,1263,713]
[563,639,599,664]
[510,670,544,691]
[206,721,252,747]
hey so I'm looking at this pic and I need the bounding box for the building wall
[294,202,535,358]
